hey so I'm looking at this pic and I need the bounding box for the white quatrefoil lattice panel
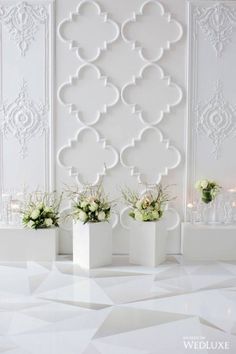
[122,0,183,62]
[58,0,119,62]
[120,127,181,184]
[122,64,182,125]
[58,64,119,125]
[57,127,119,185]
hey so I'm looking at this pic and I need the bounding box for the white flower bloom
[134,210,143,221]
[79,211,88,222]
[38,202,44,209]
[81,201,88,208]
[28,220,35,229]
[44,207,52,213]
[89,202,98,212]
[201,180,209,189]
[98,211,106,221]
[31,209,40,220]
[45,218,53,227]
[152,210,159,220]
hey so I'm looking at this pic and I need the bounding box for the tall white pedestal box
[73,221,112,269]
[129,220,167,267]
[0,226,58,261]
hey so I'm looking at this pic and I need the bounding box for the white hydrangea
[97,211,106,221]
[89,202,98,212]
[31,209,40,220]
[45,218,53,227]
[200,180,209,189]
[79,211,88,222]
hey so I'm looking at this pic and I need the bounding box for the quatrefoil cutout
[57,127,119,185]
[122,64,182,125]
[122,0,183,62]
[58,0,119,62]
[58,64,119,125]
[120,127,181,184]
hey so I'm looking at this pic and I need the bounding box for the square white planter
[0,226,58,261]
[73,221,112,269]
[129,220,167,267]
[181,222,236,261]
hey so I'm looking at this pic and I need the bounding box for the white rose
[201,180,209,189]
[98,211,106,221]
[45,218,53,227]
[89,202,98,212]
[31,209,40,220]
[134,210,143,221]
[28,220,35,229]
[152,210,159,220]
[44,207,52,213]
[81,201,88,209]
[135,200,142,210]
[79,211,88,222]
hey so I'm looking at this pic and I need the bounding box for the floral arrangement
[122,184,174,222]
[21,191,62,229]
[195,179,221,204]
[66,184,114,224]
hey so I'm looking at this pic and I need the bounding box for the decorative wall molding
[196,80,236,159]
[0,1,48,56]
[0,80,48,158]
[122,0,183,62]
[58,64,119,125]
[57,127,119,185]
[58,0,119,62]
[121,64,182,125]
[194,3,236,57]
[120,127,181,184]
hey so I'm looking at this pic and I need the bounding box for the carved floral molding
[0,1,47,56]
[196,81,236,159]
[0,81,48,159]
[58,0,119,62]
[122,0,183,62]
[194,3,236,57]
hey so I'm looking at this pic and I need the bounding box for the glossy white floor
[0,256,236,354]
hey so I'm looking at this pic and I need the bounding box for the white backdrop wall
[0,0,187,254]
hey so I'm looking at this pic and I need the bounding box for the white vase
[0,226,58,261]
[129,219,167,267]
[73,221,112,269]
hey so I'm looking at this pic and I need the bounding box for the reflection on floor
[0,255,236,353]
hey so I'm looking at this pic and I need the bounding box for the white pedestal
[73,221,112,269]
[181,222,236,261]
[0,226,58,261]
[129,220,167,267]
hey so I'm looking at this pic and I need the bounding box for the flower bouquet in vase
[4,191,63,261]
[122,184,174,267]
[66,183,115,269]
[195,179,221,223]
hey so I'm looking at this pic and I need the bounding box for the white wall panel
[0,0,54,195]
[187,0,236,212]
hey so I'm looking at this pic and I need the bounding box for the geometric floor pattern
[0,255,236,353]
